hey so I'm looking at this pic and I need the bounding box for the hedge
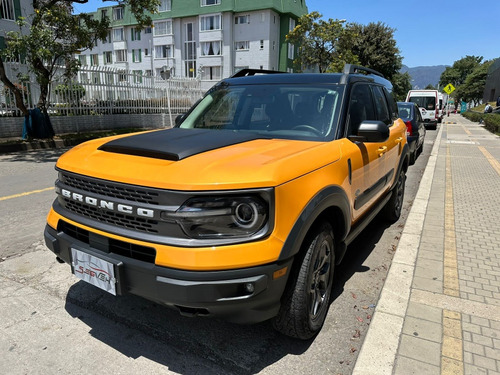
[462,111,500,135]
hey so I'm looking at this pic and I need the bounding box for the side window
[372,85,391,125]
[383,87,399,120]
[347,84,375,136]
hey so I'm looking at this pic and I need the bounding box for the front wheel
[273,221,335,340]
[383,169,406,222]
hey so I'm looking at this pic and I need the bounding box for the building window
[201,41,221,56]
[200,14,221,31]
[90,54,99,66]
[104,51,112,64]
[100,9,107,19]
[201,0,220,6]
[131,28,141,41]
[118,70,127,82]
[145,70,152,77]
[235,41,249,51]
[158,0,171,12]
[113,28,124,42]
[260,40,264,50]
[144,48,150,56]
[78,55,87,66]
[115,49,127,62]
[288,43,294,60]
[0,0,15,20]
[113,7,124,21]
[102,30,111,44]
[144,26,152,34]
[155,45,173,59]
[133,70,143,83]
[184,23,196,78]
[235,15,250,24]
[154,20,172,36]
[201,66,221,81]
[132,49,142,62]
[289,18,296,31]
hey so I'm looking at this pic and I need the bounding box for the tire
[383,168,406,222]
[409,149,416,165]
[273,221,335,340]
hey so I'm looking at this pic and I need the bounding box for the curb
[352,124,444,374]
[0,138,76,154]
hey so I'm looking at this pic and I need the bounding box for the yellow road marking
[478,146,500,176]
[441,310,464,375]
[444,142,459,297]
[0,187,54,201]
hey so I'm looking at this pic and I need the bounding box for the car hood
[56,128,341,190]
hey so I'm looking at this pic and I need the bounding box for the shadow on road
[62,212,399,374]
[0,148,66,163]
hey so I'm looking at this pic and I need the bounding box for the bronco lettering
[60,188,154,218]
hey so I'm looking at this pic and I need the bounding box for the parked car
[405,89,439,129]
[45,65,409,340]
[398,102,426,165]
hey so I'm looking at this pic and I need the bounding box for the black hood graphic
[98,128,262,161]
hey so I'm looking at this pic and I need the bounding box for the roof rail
[343,64,384,78]
[231,69,285,78]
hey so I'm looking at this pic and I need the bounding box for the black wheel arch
[278,186,351,264]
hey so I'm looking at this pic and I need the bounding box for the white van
[405,90,439,129]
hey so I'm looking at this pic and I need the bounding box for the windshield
[409,96,435,110]
[179,84,344,141]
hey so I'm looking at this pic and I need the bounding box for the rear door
[345,83,389,220]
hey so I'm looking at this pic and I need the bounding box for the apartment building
[78,0,307,89]
[0,0,32,49]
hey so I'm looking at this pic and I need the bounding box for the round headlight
[234,202,259,228]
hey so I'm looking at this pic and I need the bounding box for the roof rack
[343,64,384,78]
[231,69,285,78]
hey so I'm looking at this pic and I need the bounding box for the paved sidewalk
[354,113,500,375]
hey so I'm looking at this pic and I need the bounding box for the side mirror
[175,113,186,126]
[349,120,390,143]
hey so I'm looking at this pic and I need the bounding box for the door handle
[395,137,403,144]
[377,146,387,156]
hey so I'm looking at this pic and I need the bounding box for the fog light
[243,282,255,293]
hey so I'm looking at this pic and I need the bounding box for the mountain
[401,65,448,90]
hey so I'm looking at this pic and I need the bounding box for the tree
[457,60,493,106]
[0,0,159,117]
[439,55,483,107]
[339,22,403,80]
[286,11,350,73]
[425,84,437,90]
[392,72,412,101]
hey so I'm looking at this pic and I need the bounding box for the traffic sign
[444,83,455,95]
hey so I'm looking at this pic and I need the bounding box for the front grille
[59,221,156,263]
[64,199,159,234]
[62,173,160,205]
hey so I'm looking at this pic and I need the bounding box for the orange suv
[45,65,408,339]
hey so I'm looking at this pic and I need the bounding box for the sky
[73,0,500,68]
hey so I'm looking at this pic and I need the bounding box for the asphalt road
[0,129,437,375]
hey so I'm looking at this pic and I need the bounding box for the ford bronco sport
[45,64,408,339]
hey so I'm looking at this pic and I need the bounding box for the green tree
[425,84,437,90]
[286,11,350,73]
[0,0,159,117]
[392,72,412,101]
[439,55,483,107]
[339,22,403,80]
[457,60,493,106]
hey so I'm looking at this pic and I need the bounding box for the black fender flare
[278,185,351,262]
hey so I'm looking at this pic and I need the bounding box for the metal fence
[0,62,205,118]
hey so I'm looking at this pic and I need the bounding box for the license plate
[71,248,117,295]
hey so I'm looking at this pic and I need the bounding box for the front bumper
[44,223,292,324]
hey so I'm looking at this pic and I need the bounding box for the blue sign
[460,101,467,113]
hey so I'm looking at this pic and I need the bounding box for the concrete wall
[0,113,174,139]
